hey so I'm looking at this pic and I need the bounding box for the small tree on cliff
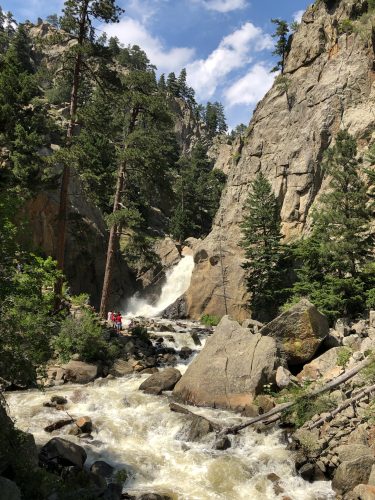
[241,172,289,321]
[289,130,374,321]
[271,19,289,74]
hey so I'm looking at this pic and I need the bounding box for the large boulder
[62,361,99,384]
[172,316,281,410]
[332,456,375,495]
[260,299,329,366]
[0,477,21,500]
[39,437,87,469]
[139,368,182,394]
[296,347,343,381]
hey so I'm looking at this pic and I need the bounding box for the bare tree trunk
[220,356,373,435]
[54,1,88,303]
[99,108,139,318]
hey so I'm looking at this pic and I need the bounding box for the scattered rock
[139,368,181,394]
[62,361,99,384]
[335,444,373,463]
[256,395,275,414]
[352,484,375,500]
[241,404,259,418]
[39,437,87,469]
[186,415,214,441]
[332,456,375,494]
[267,473,284,495]
[0,477,21,500]
[173,316,281,410]
[213,436,231,450]
[190,331,201,346]
[179,347,193,360]
[169,403,190,415]
[260,299,329,366]
[90,460,114,478]
[51,395,68,405]
[275,366,294,389]
[297,347,343,381]
[75,416,93,434]
[110,359,135,377]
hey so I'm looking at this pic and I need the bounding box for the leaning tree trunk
[54,2,88,302]
[99,108,139,318]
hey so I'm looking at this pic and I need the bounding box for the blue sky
[3,0,312,128]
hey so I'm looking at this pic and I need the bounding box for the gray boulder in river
[172,316,282,410]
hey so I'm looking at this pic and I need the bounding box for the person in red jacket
[115,312,122,332]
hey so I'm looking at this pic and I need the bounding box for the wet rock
[298,462,325,482]
[187,415,214,441]
[267,473,284,495]
[39,437,87,469]
[161,295,187,320]
[213,436,231,450]
[179,347,193,360]
[160,324,176,333]
[169,403,190,414]
[62,360,99,384]
[351,484,375,500]
[139,368,181,393]
[51,395,68,405]
[0,477,21,500]
[110,359,134,377]
[256,395,275,414]
[190,331,201,346]
[75,416,92,433]
[90,460,114,478]
[260,299,329,366]
[102,482,123,499]
[136,495,172,500]
[241,404,259,418]
[173,316,281,410]
[332,456,375,494]
[44,419,73,433]
[140,367,159,375]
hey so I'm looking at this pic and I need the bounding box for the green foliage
[290,21,300,33]
[70,293,89,306]
[170,143,226,241]
[288,131,374,322]
[241,172,291,321]
[203,101,228,137]
[200,314,221,326]
[337,347,352,367]
[130,325,148,342]
[52,309,116,362]
[283,394,335,427]
[271,19,290,73]
[338,19,354,34]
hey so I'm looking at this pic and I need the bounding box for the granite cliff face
[186,0,375,320]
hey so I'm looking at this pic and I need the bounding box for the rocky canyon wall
[186,0,375,320]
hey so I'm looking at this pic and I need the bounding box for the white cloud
[293,10,304,23]
[197,0,248,13]
[224,63,274,107]
[186,22,272,100]
[103,18,195,73]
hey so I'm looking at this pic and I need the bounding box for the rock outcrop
[185,0,375,320]
[172,316,282,410]
[260,299,329,366]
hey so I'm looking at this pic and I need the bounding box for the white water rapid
[126,254,194,318]
[6,320,335,499]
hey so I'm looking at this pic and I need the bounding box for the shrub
[130,325,149,342]
[200,314,221,326]
[53,309,113,362]
[337,347,352,367]
[284,394,335,427]
[338,19,354,34]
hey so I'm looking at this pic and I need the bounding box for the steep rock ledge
[186,0,375,320]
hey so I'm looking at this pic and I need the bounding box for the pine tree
[271,19,289,74]
[241,172,288,321]
[54,0,123,303]
[290,131,374,321]
[204,101,227,137]
[158,73,166,92]
[177,68,188,97]
[166,72,179,96]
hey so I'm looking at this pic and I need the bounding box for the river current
[6,256,335,499]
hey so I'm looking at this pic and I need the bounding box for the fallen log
[220,356,373,436]
[308,382,375,430]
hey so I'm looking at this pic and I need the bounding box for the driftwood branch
[220,356,373,436]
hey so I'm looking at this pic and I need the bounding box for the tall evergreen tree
[166,71,179,96]
[54,0,123,302]
[241,172,288,321]
[205,101,227,137]
[271,19,289,74]
[290,131,374,321]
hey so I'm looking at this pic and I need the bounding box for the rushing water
[125,254,194,318]
[6,253,334,499]
[6,322,334,500]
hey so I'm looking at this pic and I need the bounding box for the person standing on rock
[116,312,122,332]
[110,311,115,326]
[107,311,112,325]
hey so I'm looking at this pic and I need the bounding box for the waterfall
[125,255,194,318]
